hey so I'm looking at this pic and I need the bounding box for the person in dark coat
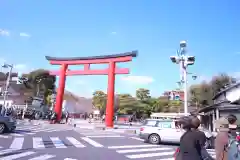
[178,116,204,160]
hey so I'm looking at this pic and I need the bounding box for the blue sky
[0,0,240,98]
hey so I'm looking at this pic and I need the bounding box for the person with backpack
[215,117,230,160]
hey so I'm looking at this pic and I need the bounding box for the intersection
[0,120,216,160]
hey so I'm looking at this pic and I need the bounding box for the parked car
[139,119,215,148]
[0,115,16,134]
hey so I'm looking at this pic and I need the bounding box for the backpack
[227,134,240,160]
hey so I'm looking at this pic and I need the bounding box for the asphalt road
[0,121,216,160]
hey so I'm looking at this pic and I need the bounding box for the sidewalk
[68,119,139,134]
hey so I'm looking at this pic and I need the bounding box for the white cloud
[111,31,117,35]
[121,75,154,84]
[20,32,31,37]
[0,29,10,36]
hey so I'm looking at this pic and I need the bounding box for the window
[143,120,157,126]
[156,121,172,128]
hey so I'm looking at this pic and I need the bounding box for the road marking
[81,137,103,147]
[117,147,173,153]
[0,135,9,138]
[126,151,175,159]
[156,158,174,160]
[0,148,18,156]
[86,135,124,138]
[64,158,78,160]
[9,133,23,137]
[66,137,85,148]
[50,137,67,148]
[10,137,24,149]
[0,151,35,160]
[28,154,56,160]
[108,144,158,149]
[33,137,45,149]
[130,137,144,141]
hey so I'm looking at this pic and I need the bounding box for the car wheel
[148,134,161,144]
[0,123,5,134]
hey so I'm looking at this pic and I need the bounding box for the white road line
[33,137,45,149]
[156,158,174,160]
[0,135,9,138]
[66,137,85,148]
[81,137,103,147]
[28,154,56,160]
[126,151,175,159]
[0,148,18,156]
[0,151,35,160]
[64,158,78,160]
[10,137,24,149]
[117,147,173,153]
[50,137,67,148]
[86,135,124,138]
[9,133,23,137]
[130,137,144,141]
[108,144,158,149]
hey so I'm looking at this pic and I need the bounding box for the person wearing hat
[215,117,229,160]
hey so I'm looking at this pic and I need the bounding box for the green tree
[210,73,236,96]
[189,73,235,108]
[19,69,56,105]
[92,91,107,115]
[136,88,150,101]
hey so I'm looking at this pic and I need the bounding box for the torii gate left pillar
[45,51,137,127]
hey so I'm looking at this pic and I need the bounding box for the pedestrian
[176,116,213,160]
[65,111,69,124]
[215,117,229,160]
[227,114,239,136]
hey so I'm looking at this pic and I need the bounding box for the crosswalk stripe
[33,137,45,149]
[0,135,9,138]
[108,144,158,149]
[66,137,85,148]
[0,148,18,156]
[126,151,175,159]
[117,147,173,153]
[50,137,67,148]
[28,154,56,160]
[81,137,103,147]
[130,137,144,141]
[64,158,78,160]
[9,133,23,137]
[156,158,174,160]
[10,137,24,149]
[0,151,35,160]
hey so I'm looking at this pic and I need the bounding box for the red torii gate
[45,51,137,127]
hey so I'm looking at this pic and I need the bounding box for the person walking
[177,116,203,160]
[65,111,69,124]
[215,117,229,160]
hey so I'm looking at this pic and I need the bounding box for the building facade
[198,82,240,132]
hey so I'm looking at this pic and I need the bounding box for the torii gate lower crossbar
[45,51,137,127]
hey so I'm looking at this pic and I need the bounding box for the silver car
[138,119,214,148]
[0,115,16,133]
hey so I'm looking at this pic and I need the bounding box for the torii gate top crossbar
[46,51,137,76]
[45,51,137,127]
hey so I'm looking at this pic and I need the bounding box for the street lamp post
[1,63,13,116]
[170,41,195,115]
